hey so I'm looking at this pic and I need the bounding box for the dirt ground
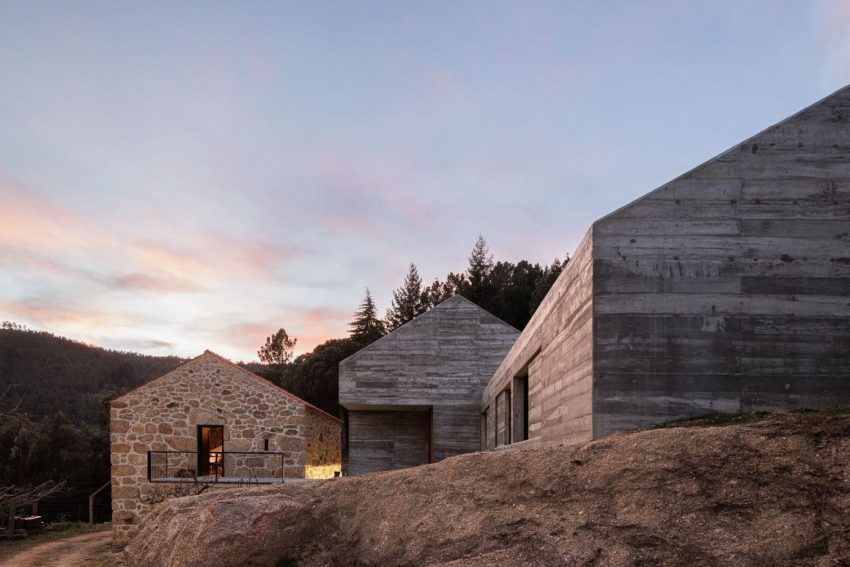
[128,410,850,566]
[0,529,114,567]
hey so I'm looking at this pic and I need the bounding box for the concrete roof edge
[594,83,850,226]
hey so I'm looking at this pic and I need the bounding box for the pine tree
[422,277,456,309]
[529,256,568,315]
[258,328,297,365]
[463,235,494,306]
[349,288,386,344]
[385,263,427,330]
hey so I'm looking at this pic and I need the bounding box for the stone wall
[305,407,343,479]
[109,351,341,543]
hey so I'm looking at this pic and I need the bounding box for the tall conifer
[386,263,427,330]
[349,288,386,344]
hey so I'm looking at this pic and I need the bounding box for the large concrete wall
[592,86,850,436]
[481,227,595,448]
[340,295,518,473]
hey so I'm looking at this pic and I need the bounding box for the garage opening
[347,409,431,475]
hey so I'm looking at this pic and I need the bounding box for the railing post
[88,481,111,525]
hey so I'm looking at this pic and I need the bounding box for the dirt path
[0,530,113,567]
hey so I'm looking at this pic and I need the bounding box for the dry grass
[80,539,125,567]
[128,409,850,566]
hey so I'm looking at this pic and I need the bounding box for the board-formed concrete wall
[592,85,850,436]
[483,84,850,448]
[109,351,341,542]
[347,410,430,475]
[340,295,518,474]
[481,228,595,448]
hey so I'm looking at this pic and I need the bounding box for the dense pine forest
[0,325,181,427]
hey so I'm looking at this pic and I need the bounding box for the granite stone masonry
[109,351,341,543]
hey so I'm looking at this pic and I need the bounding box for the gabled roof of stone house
[108,350,341,423]
[340,294,519,364]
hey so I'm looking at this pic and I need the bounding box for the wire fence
[19,482,112,524]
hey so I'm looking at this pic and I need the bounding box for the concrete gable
[339,295,519,409]
[342,295,517,364]
[598,84,850,223]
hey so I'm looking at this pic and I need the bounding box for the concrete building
[339,295,519,475]
[482,85,850,449]
[108,351,342,542]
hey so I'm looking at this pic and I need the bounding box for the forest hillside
[0,327,181,427]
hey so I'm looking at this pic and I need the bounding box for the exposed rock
[126,411,850,566]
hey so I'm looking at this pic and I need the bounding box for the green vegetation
[247,338,364,417]
[0,413,108,488]
[0,326,180,427]
[257,329,297,366]
[348,289,386,344]
[385,263,428,331]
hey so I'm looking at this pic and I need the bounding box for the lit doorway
[198,425,224,477]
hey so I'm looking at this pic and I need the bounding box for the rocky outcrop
[126,411,850,566]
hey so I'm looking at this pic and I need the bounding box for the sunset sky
[1,1,848,361]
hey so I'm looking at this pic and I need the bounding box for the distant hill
[0,328,182,427]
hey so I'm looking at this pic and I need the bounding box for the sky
[0,1,848,361]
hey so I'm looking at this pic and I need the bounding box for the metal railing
[147,451,286,484]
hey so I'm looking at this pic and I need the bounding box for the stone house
[482,85,850,450]
[109,350,342,542]
[339,295,518,475]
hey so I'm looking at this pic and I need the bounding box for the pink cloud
[0,299,110,332]
[0,176,107,252]
[132,234,300,284]
[114,272,204,293]
[219,306,352,361]
[821,1,850,80]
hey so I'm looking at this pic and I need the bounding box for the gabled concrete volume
[483,85,850,447]
[340,295,519,475]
